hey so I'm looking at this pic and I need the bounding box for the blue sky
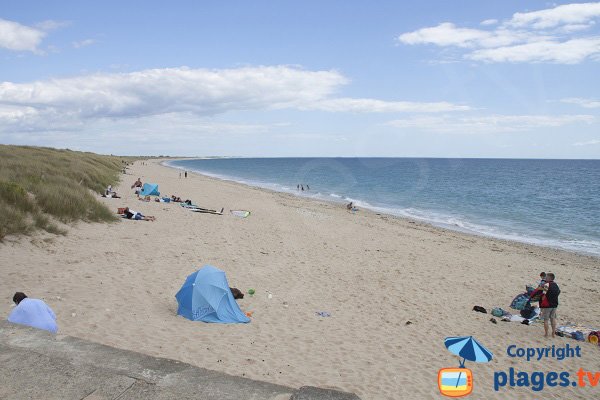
[1,1,599,158]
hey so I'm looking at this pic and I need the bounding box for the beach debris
[490,318,497,324]
[245,311,253,318]
[472,305,487,313]
[405,321,413,325]
[248,288,255,296]
[266,291,273,299]
[316,311,331,317]
[282,301,289,308]
[71,312,76,317]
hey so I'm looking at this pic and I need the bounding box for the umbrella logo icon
[438,336,493,397]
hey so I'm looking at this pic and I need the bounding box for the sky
[1,1,600,158]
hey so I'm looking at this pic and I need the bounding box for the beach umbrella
[175,265,250,324]
[444,336,493,390]
[444,336,493,366]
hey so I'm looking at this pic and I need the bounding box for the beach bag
[510,293,530,311]
[491,308,505,317]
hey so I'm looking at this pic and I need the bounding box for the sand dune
[1,159,598,399]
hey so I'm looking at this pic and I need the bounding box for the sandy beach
[1,159,599,399]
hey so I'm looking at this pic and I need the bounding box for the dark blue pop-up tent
[175,265,250,324]
[139,183,159,196]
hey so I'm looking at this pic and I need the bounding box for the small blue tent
[139,183,159,196]
[175,265,250,324]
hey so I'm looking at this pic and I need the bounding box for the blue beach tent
[140,183,159,196]
[175,265,250,324]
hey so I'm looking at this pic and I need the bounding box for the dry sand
[1,159,599,399]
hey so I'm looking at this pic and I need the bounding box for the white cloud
[398,23,493,48]
[0,66,468,133]
[469,37,600,63]
[508,2,600,29]
[561,97,600,108]
[0,66,346,121]
[573,139,600,145]
[34,20,70,31]
[386,114,595,133]
[0,18,46,52]
[73,39,96,48]
[397,2,600,64]
[481,19,499,26]
[309,98,470,113]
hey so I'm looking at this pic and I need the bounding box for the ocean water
[167,158,600,257]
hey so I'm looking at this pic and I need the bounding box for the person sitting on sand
[346,202,353,210]
[123,207,155,221]
[131,178,143,189]
[171,195,182,202]
[7,292,58,333]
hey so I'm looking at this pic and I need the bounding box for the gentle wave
[163,159,600,257]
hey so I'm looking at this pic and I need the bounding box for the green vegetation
[0,145,132,240]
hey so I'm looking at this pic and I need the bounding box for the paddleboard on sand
[230,210,251,218]
[190,207,224,215]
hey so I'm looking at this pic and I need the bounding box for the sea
[166,158,600,257]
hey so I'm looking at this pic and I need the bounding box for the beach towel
[510,293,530,310]
[501,307,541,324]
[7,298,58,333]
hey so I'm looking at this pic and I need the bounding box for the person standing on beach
[179,172,181,179]
[185,171,188,178]
[540,273,560,338]
[306,184,310,190]
[301,185,304,191]
[297,184,300,190]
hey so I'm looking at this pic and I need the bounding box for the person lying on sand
[171,195,182,202]
[102,192,121,198]
[123,207,155,221]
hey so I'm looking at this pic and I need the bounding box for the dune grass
[0,145,133,240]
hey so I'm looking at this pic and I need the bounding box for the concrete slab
[0,321,360,400]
